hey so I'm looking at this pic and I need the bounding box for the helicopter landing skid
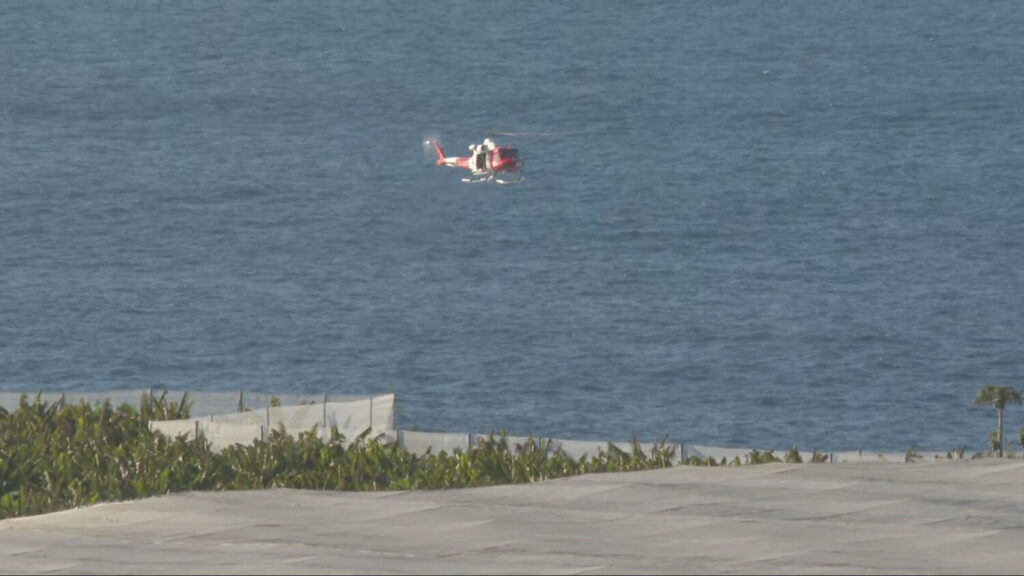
[460,175,525,185]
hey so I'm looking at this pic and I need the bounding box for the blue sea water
[2,1,1023,452]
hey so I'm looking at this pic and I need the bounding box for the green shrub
[0,397,683,520]
[809,451,830,463]
[747,449,781,464]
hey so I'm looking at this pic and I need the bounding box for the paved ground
[2,459,1023,574]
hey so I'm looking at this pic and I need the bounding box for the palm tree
[974,386,1022,457]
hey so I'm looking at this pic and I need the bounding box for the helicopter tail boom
[426,139,448,166]
[426,139,470,170]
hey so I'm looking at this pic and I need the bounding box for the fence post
[369,395,374,432]
[237,390,244,412]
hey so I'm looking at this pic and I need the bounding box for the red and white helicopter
[425,136,525,184]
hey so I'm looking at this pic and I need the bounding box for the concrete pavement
[2,459,1023,574]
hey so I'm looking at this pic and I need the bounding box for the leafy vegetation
[0,393,208,518]
[0,394,687,520]
[747,449,781,464]
[10,386,991,522]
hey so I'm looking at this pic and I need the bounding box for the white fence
[148,394,396,452]
[397,431,470,457]
[0,389,376,418]
[2,389,973,463]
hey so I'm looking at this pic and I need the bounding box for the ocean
[2,0,1022,451]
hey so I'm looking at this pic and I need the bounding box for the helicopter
[425,136,525,184]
